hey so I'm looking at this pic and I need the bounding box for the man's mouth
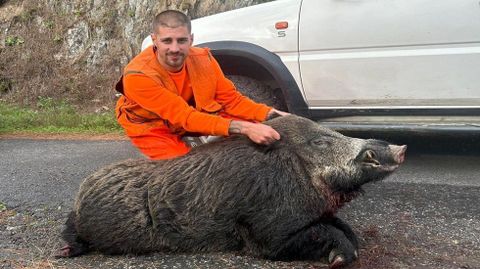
[168,53,183,61]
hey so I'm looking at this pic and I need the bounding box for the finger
[271,129,281,140]
[258,136,271,145]
[263,139,274,145]
[274,109,288,117]
[264,136,277,145]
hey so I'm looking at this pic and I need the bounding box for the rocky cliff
[0,0,271,110]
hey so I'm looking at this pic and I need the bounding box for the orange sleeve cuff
[216,118,232,136]
[184,112,232,136]
[255,104,272,121]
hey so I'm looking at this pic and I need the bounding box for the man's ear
[190,33,194,46]
[151,33,156,43]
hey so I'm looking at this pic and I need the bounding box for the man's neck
[168,63,186,75]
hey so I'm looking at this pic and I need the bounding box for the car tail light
[275,21,288,29]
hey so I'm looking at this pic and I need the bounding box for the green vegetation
[44,20,55,29]
[0,78,12,93]
[0,202,6,212]
[73,10,83,16]
[0,97,122,134]
[53,34,63,43]
[128,9,136,18]
[4,36,24,46]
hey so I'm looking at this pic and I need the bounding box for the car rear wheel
[227,75,287,112]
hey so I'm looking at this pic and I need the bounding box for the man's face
[151,25,193,72]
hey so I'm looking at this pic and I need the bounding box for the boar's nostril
[391,145,407,164]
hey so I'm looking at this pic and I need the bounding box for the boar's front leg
[327,217,359,251]
[271,223,357,268]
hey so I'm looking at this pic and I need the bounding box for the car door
[299,0,480,113]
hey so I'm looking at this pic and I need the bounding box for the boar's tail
[56,211,90,258]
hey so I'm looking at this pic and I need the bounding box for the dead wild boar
[58,115,406,268]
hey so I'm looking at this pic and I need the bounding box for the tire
[227,75,288,112]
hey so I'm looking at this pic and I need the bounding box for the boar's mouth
[361,145,406,174]
[365,163,399,173]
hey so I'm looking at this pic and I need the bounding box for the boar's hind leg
[272,223,357,268]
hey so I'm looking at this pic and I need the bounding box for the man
[115,10,288,160]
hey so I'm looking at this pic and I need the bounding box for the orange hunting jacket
[115,46,271,137]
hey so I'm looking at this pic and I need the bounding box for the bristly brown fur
[60,115,404,268]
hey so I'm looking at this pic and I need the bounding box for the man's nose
[168,42,180,52]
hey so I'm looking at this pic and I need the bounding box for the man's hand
[267,108,290,120]
[229,120,280,145]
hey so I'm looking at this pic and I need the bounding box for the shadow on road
[345,132,479,156]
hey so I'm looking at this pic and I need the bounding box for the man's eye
[161,39,172,44]
[178,39,188,44]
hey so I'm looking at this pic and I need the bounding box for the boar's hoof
[55,245,75,258]
[328,248,357,269]
[328,254,345,269]
[328,247,358,268]
[328,248,346,268]
[54,244,86,258]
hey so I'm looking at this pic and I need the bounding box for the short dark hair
[152,10,191,33]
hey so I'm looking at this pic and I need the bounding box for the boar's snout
[389,145,407,164]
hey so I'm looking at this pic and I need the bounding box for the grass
[0,98,122,135]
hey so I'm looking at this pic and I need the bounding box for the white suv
[143,0,480,136]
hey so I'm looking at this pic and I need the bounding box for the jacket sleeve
[210,56,272,122]
[123,74,232,136]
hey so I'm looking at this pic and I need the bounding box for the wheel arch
[196,41,309,117]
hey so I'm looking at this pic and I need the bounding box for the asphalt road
[0,136,479,269]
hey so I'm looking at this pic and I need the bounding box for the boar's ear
[254,138,284,154]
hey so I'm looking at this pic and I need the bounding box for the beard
[166,52,185,69]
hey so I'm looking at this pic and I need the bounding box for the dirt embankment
[0,0,272,112]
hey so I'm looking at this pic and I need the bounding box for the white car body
[142,0,480,135]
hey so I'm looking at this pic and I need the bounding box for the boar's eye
[311,137,332,148]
